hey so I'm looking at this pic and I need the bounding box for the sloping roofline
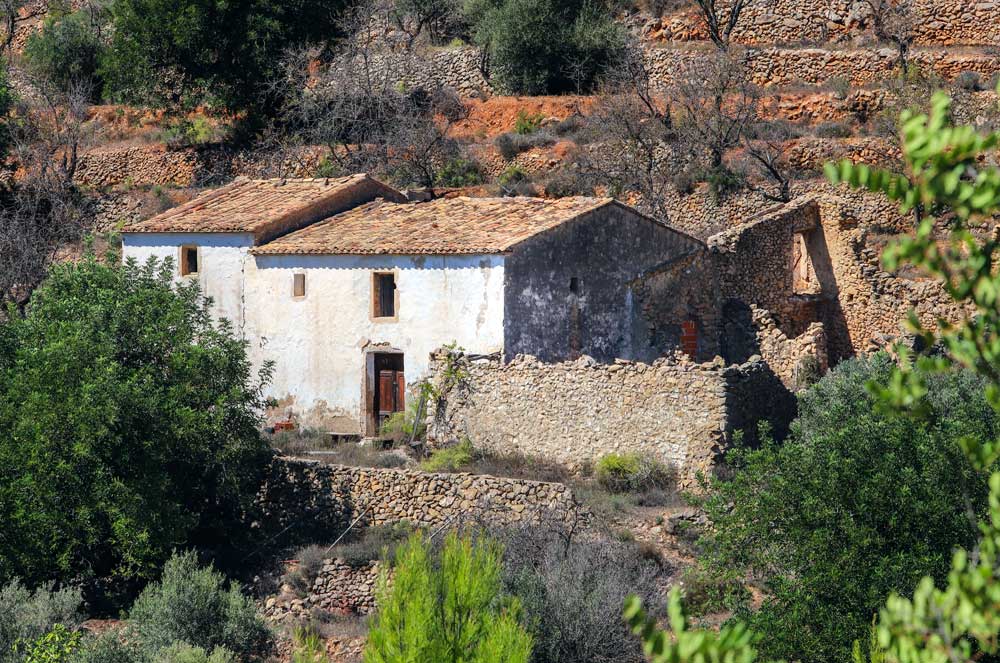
[122,174,406,245]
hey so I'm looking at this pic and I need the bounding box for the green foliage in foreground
[697,354,995,663]
[127,551,272,662]
[0,583,82,663]
[626,88,1000,663]
[364,532,533,663]
[0,254,273,595]
[464,0,624,94]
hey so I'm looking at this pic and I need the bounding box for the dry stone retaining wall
[263,559,381,620]
[644,0,1000,47]
[428,353,793,485]
[256,457,586,539]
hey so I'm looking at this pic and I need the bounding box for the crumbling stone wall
[256,457,586,537]
[428,352,793,485]
[263,559,381,620]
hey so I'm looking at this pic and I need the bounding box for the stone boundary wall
[75,145,201,188]
[263,559,381,620]
[428,353,793,485]
[646,0,1000,47]
[255,457,587,543]
[378,45,1000,97]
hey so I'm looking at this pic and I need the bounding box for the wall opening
[791,232,819,295]
[372,272,397,319]
[180,245,199,277]
[293,273,306,298]
[365,351,405,436]
[681,319,698,358]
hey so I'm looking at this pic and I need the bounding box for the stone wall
[428,352,793,485]
[263,559,381,620]
[256,457,587,540]
[645,0,1000,47]
[75,145,201,188]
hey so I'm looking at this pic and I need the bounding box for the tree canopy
[0,253,272,602]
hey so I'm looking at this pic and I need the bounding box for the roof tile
[250,196,616,256]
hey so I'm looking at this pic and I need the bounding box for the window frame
[179,245,200,277]
[371,271,399,321]
[292,272,306,299]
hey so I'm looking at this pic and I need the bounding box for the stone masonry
[428,352,794,486]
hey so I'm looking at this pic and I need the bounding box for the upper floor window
[372,272,397,319]
[180,245,199,277]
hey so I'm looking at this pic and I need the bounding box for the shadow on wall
[724,359,797,450]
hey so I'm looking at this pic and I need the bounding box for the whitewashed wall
[121,233,254,331]
[245,254,506,432]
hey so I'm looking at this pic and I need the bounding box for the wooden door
[377,369,405,419]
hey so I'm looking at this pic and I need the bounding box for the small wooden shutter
[293,273,305,297]
[379,370,395,416]
[394,371,405,412]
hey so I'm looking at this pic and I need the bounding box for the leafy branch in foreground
[625,88,1000,663]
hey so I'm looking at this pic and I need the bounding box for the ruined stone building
[120,175,703,436]
[121,176,965,482]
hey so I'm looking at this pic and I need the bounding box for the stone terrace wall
[256,457,586,539]
[263,559,381,620]
[647,0,1000,47]
[428,353,792,485]
[75,145,201,188]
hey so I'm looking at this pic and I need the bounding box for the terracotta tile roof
[122,175,405,243]
[250,196,622,256]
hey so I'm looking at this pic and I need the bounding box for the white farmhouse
[122,175,704,436]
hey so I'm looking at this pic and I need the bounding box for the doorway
[365,351,405,436]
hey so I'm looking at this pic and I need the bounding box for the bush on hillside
[128,551,272,662]
[595,453,672,493]
[495,524,662,663]
[151,643,234,663]
[697,353,998,663]
[67,632,145,663]
[0,253,273,604]
[23,9,106,100]
[420,439,474,472]
[0,582,83,663]
[100,0,346,117]
[464,0,624,94]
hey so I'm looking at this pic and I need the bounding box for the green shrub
[289,628,326,663]
[100,0,345,116]
[151,643,233,663]
[698,354,998,663]
[434,158,485,187]
[284,545,328,597]
[23,9,106,99]
[330,523,414,567]
[23,626,82,663]
[595,453,671,494]
[498,165,529,187]
[495,524,660,663]
[364,531,532,662]
[127,551,273,662]
[379,394,429,443]
[68,632,145,663]
[814,120,853,139]
[953,70,983,92]
[0,255,273,596]
[465,0,624,94]
[157,117,227,149]
[420,439,474,472]
[0,582,82,663]
[513,110,545,135]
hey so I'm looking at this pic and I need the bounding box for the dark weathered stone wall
[503,205,703,364]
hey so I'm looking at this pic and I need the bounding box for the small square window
[180,245,199,276]
[372,272,396,319]
[293,273,306,298]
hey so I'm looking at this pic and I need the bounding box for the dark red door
[378,370,405,421]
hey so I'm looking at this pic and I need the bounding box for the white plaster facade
[121,234,505,433]
[121,232,254,331]
[245,254,505,432]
